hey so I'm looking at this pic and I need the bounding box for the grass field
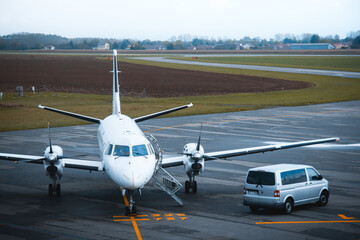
[168,56,360,72]
[1,54,360,131]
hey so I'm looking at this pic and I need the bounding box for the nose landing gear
[185,176,197,193]
[124,190,137,215]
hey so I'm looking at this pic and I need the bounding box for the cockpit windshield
[132,144,148,157]
[113,145,130,157]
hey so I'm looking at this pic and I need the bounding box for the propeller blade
[15,157,46,163]
[58,154,88,159]
[196,123,203,151]
[203,154,220,161]
[48,122,53,154]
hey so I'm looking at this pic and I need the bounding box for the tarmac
[0,100,360,239]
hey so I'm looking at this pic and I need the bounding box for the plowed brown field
[0,54,310,97]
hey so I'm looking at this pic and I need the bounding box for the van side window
[307,168,320,181]
[105,144,113,155]
[281,169,307,185]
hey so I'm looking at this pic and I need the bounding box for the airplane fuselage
[97,114,157,190]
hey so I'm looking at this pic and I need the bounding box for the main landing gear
[125,190,137,215]
[185,177,197,193]
[48,177,61,197]
[48,183,61,197]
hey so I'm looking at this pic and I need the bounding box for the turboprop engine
[183,143,205,175]
[43,123,64,196]
[43,145,64,182]
[44,145,63,163]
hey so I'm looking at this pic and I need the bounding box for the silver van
[243,164,329,214]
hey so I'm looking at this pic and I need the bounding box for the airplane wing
[62,158,103,171]
[0,153,103,171]
[0,153,44,164]
[161,137,340,168]
[134,103,193,123]
[38,105,101,124]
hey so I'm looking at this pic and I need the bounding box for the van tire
[249,206,259,212]
[317,191,329,206]
[284,198,294,214]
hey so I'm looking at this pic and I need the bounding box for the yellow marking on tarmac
[144,108,360,133]
[114,217,150,222]
[117,189,188,239]
[119,188,143,240]
[338,214,355,219]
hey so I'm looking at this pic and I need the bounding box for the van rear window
[246,171,275,186]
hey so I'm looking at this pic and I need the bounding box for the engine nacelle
[43,145,63,179]
[44,145,63,162]
[183,143,205,176]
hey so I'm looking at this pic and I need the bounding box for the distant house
[93,42,110,50]
[273,44,290,50]
[290,43,335,50]
[242,43,254,50]
[195,45,214,50]
[333,43,349,49]
[44,45,55,50]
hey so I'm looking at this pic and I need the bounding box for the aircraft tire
[48,184,53,197]
[56,184,61,196]
[125,207,130,216]
[192,181,197,193]
[185,181,190,193]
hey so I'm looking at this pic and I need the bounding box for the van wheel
[249,206,259,212]
[284,198,293,214]
[317,191,329,206]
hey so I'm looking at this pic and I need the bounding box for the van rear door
[246,171,275,205]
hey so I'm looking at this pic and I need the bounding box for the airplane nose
[114,157,152,190]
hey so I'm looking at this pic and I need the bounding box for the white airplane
[0,50,340,215]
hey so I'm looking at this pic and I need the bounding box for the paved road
[131,56,360,79]
[0,101,360,239]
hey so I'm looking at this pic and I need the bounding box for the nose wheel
[185,178,197,193]
[48,183,61,197]
[125,190,137,215]
[48,177,61,197]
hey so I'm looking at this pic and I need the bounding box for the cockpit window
[105,144,113,155]
[132,144,148,157]
[113,145,130,157]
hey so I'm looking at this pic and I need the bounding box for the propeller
[48,122,53,154]
[196,123,202,152]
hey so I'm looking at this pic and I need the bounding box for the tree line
[0,31,359,50]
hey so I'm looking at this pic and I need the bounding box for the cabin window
[132,144,148,157]
[113,145,130,157]
[105,144,113,155]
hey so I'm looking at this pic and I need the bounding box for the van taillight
[243,188,247,194]
[274,190,280,197]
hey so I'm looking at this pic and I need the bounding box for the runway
[1,101,360,239]
[131,56,360,79]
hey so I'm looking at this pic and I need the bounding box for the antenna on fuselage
[112,49,121,115]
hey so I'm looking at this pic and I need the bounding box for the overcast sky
[0,0,359,41]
